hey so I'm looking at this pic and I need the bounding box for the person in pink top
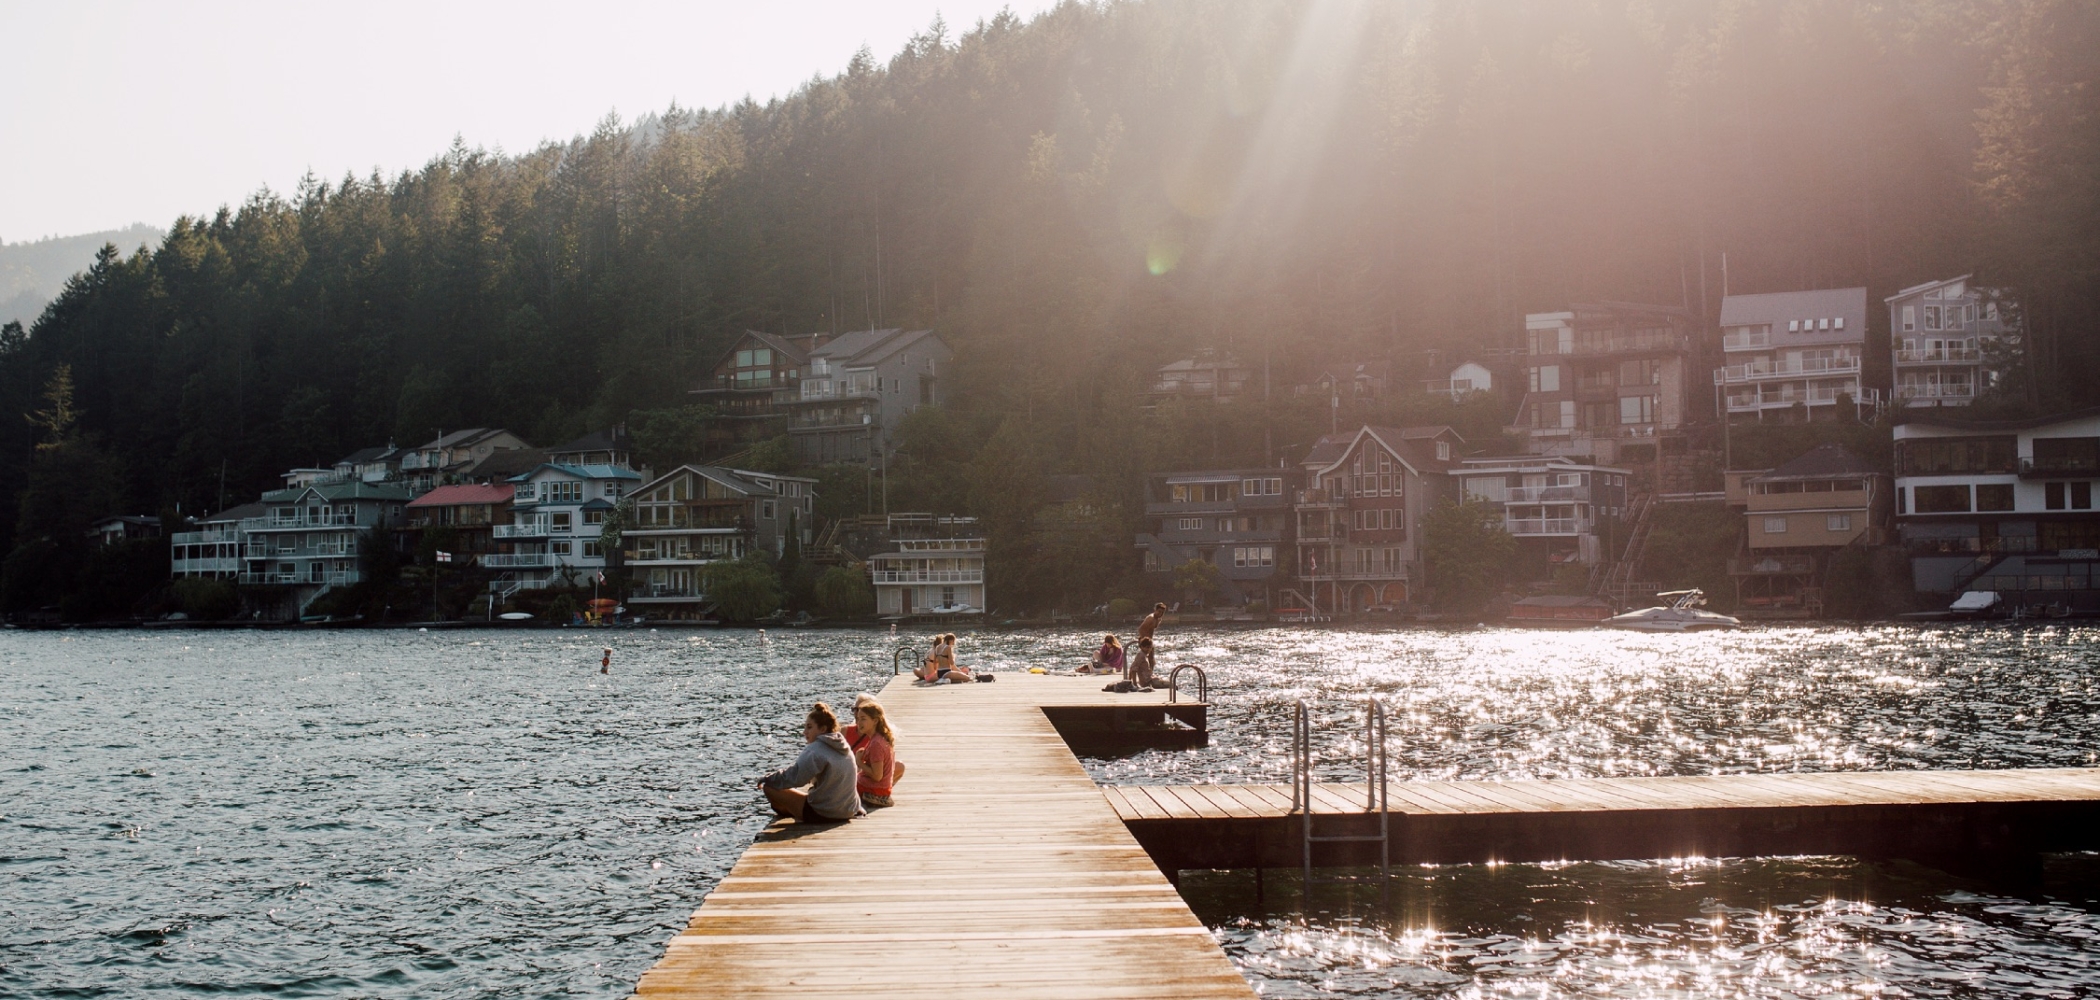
[841,693,904,809]
[1081,634,1124,674]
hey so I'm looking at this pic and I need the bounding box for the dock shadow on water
[1174,854,2100,998]
[4,624,2100,997]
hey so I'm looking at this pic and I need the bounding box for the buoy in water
[601,647,611,674]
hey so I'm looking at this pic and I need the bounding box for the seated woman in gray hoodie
[758,702,865,824]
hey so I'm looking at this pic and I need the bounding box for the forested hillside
[3,0,2095,612]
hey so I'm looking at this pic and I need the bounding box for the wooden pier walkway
[1108,769,2100,882]
[633,675,1251,999]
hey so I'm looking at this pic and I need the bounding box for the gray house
[782,328,952,465]
[1137,468,1300,608]
[1714,287,1873,423]
[1886,274,2015,408]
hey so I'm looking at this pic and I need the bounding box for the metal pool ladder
[1290,697,1392,904]
[1166,664,1207,703]
[892,644,919,675]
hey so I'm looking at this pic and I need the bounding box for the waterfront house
[170,502,264,581]
[402,483,513,560]
[782,328,950,465]
[1136,468,1298,608]
[1424,361,1494,401]
[1713,288,1874,423]
[867,514,986,617]
[1514,303,1700,466]
[1292,425,1463,612]
[622,464,818,619]
[1147,350,1255,406]
[489,463,641,594]
[400,428,534,493]
[1893,407,2100,604]
[240,480,412,615]
[1453,455,1631,572]
[688,332,810,456]
[330,444,404,485]
[87,515,160,547]
[548,428,634,469]
[1726,444,1890,613]
[1886,275,2016,409]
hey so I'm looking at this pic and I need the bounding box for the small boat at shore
[1605,589,1741,632]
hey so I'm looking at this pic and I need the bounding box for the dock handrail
[1290,697,1392,903]
[892,644,921,676]
[1166,664,1207,703]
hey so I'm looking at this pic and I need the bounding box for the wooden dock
[633,674,1251,999]
[1108,769,2100,884]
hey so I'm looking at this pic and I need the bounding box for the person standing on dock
[1137,603,1167,645]
[758,702,864,824]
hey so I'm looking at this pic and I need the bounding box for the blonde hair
[853,694,897,747]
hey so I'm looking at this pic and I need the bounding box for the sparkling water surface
[3,625,2098,998]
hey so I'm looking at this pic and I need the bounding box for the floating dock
[636,674,2100,997]
[633,674,1249,999]
[1110,769,2100,884]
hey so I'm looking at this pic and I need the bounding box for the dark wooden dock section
[1108,769,2100,883]
[633,675,1250,999]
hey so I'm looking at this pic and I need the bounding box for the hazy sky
[0,1,1055,242]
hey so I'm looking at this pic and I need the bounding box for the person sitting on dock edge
[1126,636,1157,690]
[842,692,903,809]
[915,632,972,683]
[758,702,865,824]
[1080,634,1123,675]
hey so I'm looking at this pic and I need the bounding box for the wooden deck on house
[1108,769,2100,881]
[632,674,1249,1000]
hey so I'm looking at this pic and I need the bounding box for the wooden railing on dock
[633,675,1245,999]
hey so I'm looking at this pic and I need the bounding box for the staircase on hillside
[1595,490,1661,609]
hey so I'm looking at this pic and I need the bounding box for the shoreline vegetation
[2,1,2095,624]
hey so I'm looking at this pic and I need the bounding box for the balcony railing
[240,513,359,530]
[1725,385,1863,410]
[239,570,358,586]
[798,380,881,401]
[171,528,243,545]
[481,553,553,568]
[1505,517,1589,535]
[630,585,706,599]
[1722,330,1771,351]
[1712,357,1861,384]
[701,372,799,392]
[1294,489,1344,507]
[1504,485,1591,504]
[871,569,986,584]
[493,523,556,538]
[1533,332,1688,357]
[1894,347,1981,364]
[2020,457,2100,477]
[1895,383,1976,400]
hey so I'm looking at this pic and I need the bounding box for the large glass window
[1912,485,1972,513]
[2033,438,2100,474]
[1976,483,2015,511]
[1898,437,2017,475]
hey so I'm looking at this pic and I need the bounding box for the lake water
[4,625,2098,998]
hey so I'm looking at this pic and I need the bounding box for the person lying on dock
[914,632,972,683]
[842,692,903,809]
[1079,634,1123,675]
[758,702,865,824]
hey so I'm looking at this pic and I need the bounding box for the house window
[550,512,573,530]
[2046,482,2065,510]
[1763,517,1789,534]
[583,541,602,558]
[549,541,570,556]
[2080,482,2095,510]
[1976,483,2015,512]
[942,586,956,606]
[1912,485,1972,513]
[1924,305,1942,330]
[1619,395,1655,425]
[1177,517,1204,531]
[1902,305,1915,332]
[1529,365,1561,392]
[2058,482,2096,510]
[1826,514,1853,532]
[761,501,776,519]
[584,509,607,525]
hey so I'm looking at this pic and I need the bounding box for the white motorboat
[1605,589,1741,632]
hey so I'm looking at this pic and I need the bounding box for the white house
[1893,407,2100,599]
[489,463,641,592]
[868,514,986,617]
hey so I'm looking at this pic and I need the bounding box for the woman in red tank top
[842,693,902,808]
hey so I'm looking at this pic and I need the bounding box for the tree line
[2,0,2093,616]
